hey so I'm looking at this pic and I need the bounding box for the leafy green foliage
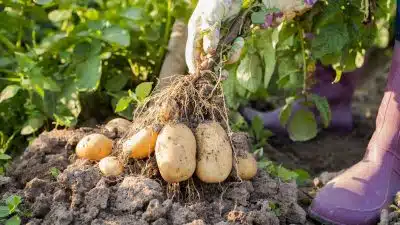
[0,0,195,171]
[224,0,395,141]
[49,167,61,178]
[0,195,23,225]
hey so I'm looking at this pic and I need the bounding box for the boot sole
[308,208,347,225]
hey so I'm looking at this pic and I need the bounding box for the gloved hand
[185,0,243,74]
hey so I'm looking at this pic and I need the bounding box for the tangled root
[118,69,231,149]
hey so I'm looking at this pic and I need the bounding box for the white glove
[185,0,243,74]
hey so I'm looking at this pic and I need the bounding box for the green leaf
[30,68,60,92]
[276,165,298,182]
[48,10,72,23]
[0,85,20,104]
[223,66,239,109]
[21,114,45,135]
[261,45,276,88]
[0,154,11,160]
[294,169,311,185]
[287,109,318,142]
[115,96,132,113]
[135,82,153,101]
[237,54,262,93]
[311,94,331,128]
[121,8,142,20]
[251,116,264,141]
[50,167,60,178]
[76,55,102,92]
[102,26,130,47]
[311,24,349,58]
[251,12,267,24]
[104,75,130,92]
[5,215,21,225]
[0,206,10,218]
[279,98,294,127]
[34,0,52,5]
[6,195,21,213]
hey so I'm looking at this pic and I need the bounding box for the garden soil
[0,54,395,225]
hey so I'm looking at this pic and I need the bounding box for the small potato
[235,151,258,180]
[99,156,124,176]
[155,124,196,183]
[122,127,159,159]
[105,118,132,135]
[195,122,232,183]
[76,133,113,160]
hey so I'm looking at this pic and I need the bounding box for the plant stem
[298,26,308,97]
[0,33,16,51]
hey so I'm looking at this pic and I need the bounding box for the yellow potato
[76,133,113,160]
[99,156,124,176]
[155,124,196,183]
[235,151,258,180]
[122,127,159,159]
[105,118,132,135]
[195,122,232,183]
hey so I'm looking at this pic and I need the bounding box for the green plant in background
[0,195,25,225]
[224,0,395,142]
[0,0,196,171]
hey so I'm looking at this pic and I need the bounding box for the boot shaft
[368,42,400,153]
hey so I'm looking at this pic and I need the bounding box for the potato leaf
[135,82,153,101]
[0,154,12,160]
[311,94,331,128]
[102,26,131,47]
[48,10,72,23]
[5,215,21,225]
[0,85,20,104]
[287,109,318,142]
[115,96,133,113]
[0,205,10,218]
[76,55,102,92]
[21,114,45,135]
[237,53,262,93]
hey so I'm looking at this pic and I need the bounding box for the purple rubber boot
[240,63,359,134]
[309,41,400,225]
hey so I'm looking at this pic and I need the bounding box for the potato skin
[99,156,124,176]
[105,118,131,135]
[76,134,113,160]
[195,122,233,183]
[155,124,196,183]
[122,127,159,159]
[235,152,257,180]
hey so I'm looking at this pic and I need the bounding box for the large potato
[155,124,196,183]
[122,127,159,159]
[195,122,232,183]
[76,133,113,160]
[235,151,258,180]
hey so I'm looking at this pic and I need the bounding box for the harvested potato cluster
[75,117,257,183]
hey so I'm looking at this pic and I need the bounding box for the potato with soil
[155,124,196,183]
[105,118,132,135]
[76,133,113,160]
[235,151,258,180]
[195,122,233,183]
[99,156,124,176]
[122,126,159,159]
